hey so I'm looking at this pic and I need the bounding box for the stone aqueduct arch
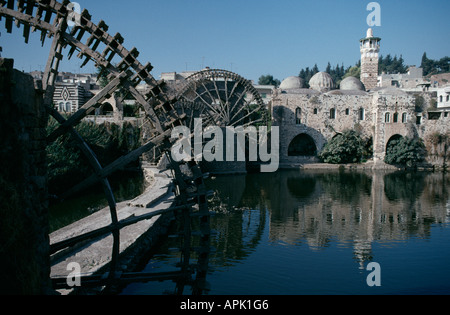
[284,123,413,164]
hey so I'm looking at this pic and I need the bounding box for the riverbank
[49,166,175,295]
[278,160,444,172]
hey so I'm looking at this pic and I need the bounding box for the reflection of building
[261,170,449,267]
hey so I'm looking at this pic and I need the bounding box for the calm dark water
[121,169,450,295]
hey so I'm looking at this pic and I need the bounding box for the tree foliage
[378,54,408,74]
[384,137,427,168]
[318,130,371,164]
[258,74,280,87]
[342,66,361,81]
[298,63,350,88]
[46,118,141,194]
[299,65,320,88]
[421,52,450,76]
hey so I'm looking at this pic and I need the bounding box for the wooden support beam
[59,130,172,200]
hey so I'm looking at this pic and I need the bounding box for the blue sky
[1,0,449,82]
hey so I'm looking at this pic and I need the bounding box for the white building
[437,85,450,109]
[250,84,275,106]
[53,83,93,113]
[378,66,430,91]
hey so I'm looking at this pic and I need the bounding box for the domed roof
[280,76,305,90]
[309,72,335,92]
[375,87,408,96]
[340,76,365,91]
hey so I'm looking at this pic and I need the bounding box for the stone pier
[0,59,51,294]
[49,167,175,294]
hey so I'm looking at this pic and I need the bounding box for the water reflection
[122,170,450,295]
[206,170,450,269]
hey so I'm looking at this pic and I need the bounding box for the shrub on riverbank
[318,130,372,164]
[46,118,141,195]
[385,137,427,168]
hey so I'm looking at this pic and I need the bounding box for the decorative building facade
[53,83,92,113]
[272,29,449,168]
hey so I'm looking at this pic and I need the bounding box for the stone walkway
[49,167,175,291]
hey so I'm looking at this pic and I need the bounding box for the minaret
[360,28,381,91]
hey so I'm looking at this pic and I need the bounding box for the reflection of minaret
[446,201,450,223]
[353,171,381,269]
[353,239,373,269]
[360,28,381,91]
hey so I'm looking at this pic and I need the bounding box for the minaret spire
[360,28,381,91]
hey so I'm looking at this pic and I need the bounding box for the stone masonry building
[272,29,449,169]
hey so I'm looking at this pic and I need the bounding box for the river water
[121,169,450,295]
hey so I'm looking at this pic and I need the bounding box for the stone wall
[0,59,51,294]
[418,113,450,169]
[272,91,375,165]
[371,90,417,163]
[272,87,448,169]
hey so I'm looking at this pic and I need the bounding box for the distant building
[53,83,93,113]
[44,71,100,113]
[378,66,430,91]
[252,85,275,106]
[160,71,198,82]
[437,86,450,109]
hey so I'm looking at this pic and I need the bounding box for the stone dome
[340,76,365,91]
[280,76,305,90]
[309,72,335,92]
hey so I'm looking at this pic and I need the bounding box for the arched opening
[288,134,317,157]
[402,113,408,123]
[100,102,114,116]
[393,112,399,123]
[386,134,404,152]
[295,108,302,125]
[359,108,365,121]
[330,108,336,120]
[65,102,72,113]
[385,112,391,123]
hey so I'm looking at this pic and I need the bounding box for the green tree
[325,62,332,74]
[312,63,319,74]
[342,66,361,80]
[438,56,450,73]
[420,53,450,76]
[379,54,408,74]
[258,74,280,87]
[318,130,370,164]
[421,52,434,76]
[46,117,141,194]
[299,65,320,88]
[385,137,427,168]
